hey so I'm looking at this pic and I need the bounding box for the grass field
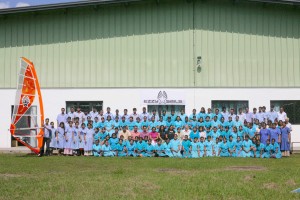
[0,154,299,200]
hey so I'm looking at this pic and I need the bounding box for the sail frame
[10,57,44,154]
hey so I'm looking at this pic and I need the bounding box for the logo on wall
[157,91,167,104]
[142,90,184,105]
[22,95,30,107]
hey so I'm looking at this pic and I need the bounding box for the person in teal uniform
[136,137,146,156]
[92,140,101,157]
[155,139,167,157]
[113,116,121,130]
[250,137,257,158]
[235,136,244,157]
[115,139,127,157]
[230,126,238,141]
[205,136,214,157]
[164,138,173,157]
[223,126,231,141]
[197,107,206,120]
[219,137,230,157]
[214,137,221,157]
[228,135,236,157]
[226,116,233,129]
[109,133,119,151]
[165,117,174,131]
[211,116,221,128]
[233,116,242,128]
[98,117,106,129]
[161,110,168,121]
[174,116,183,130]
[263,139,273,158]
[197,117,205,128]
[169,110,177,122]
[99,127,108,142]
[105,115,115,136]
[181,135,191,158]
[127,116,136,131]
[210,127,220,142]
[189,109,197,120]
[119,116,128,129]
[170,134,182,158]
[93,117,100,129]
[255,140,265,158]
[157,116,166,130]
[271,138,282,159]
[126,139,137,157]
[198,137,206,157]
[188,116,198,129]
[242,135,253,158]
[148,116,157,130]
[188,137,198,158]
[101,140,115,157]
[189,127,200,140]
[181,116,190,128]
[143,139,155,157]
[93,128,101,142]
[247,123,257,139]
[237,125,246,141]
[204,116,211,129]
[179,109,187,122]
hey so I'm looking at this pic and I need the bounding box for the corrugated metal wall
[0,0,299,88]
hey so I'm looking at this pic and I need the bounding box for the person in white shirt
[148,109,159,121]
[180,125,191,140]
[228,108,236,121]
[130,108,139,121]
[122,109,130,121]
[221,107,229,122]
[68,107,76,121]
[104,107,115,120]
[74,107,85,125]
[139,107,149,120]
[278,107,287,122]
[89,108,98,121]
[96,110,104,120]
[237,108,246,123]
[245,107,253,123]
[56,108,68,126]
[267,105,278,123]
[285,118,292,131]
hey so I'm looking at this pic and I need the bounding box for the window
[270,100,300,124]
[147,105,185,117]
[66,101,103,115]
[211,101,249,113]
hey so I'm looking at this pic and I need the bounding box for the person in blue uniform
[228,135,236,157]
[237,125,246,141]
[205,136,214,157]
[271,138,282,159]
[126,139,137,157]
[213,137,221,157]
[219,137,230,157]
[109,133,119,151]
[211,116,221,128]
[181,135,191,158]
[260,123,270,145]
[255,140,265,158]
[189,127,199,140]
[242,135,252,158]
[155,139,167,157]
[102,140,115,157]
[235,136,244,157]
[170,134,182,158]
[280,122,291,157]
[263,139,273,158]
[230,126,238,142]
[191,137,200,158]
[269,123,281,143]
[204,116,211,129]
[197,137,205,157]
[143,139,155,157]
[127,116,136,131]
[164,138,173,157]
[92,140,101,157]
[174,116,183,130]
[115,139,127,157]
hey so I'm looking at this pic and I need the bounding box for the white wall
[1,88,300,148]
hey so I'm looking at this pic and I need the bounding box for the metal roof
[0,0,299,15]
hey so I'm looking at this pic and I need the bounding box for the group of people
[39,105,292,159]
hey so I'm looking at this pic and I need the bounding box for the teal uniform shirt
[182,139,191,152]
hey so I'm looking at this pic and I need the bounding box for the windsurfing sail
[10,57,44,154]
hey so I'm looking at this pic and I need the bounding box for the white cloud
[16,2,30,7]
[0,2,10,9]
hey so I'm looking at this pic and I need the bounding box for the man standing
[56,108,68,126]
[139,107,149,120]
[237,108,246,123]
[130,108,139,121]
[221,107,229,122]
[104,107,115,120]
[278,107,287,122]
[68,107,76,121]
[39,118,51,157]
[267,105,278,123]
[74,107,85,124]
[245,108,253,123]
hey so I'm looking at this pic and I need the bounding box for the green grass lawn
[0,154,299,200]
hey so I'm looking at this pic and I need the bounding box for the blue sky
[0,0,82,9]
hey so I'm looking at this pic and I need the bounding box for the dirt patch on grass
[226,166,266,171]
[0,173,23,178]
[141,181,160,190]
[244,175,256,181]
[286,179,297,186]
[156,168,189,175]
[264,182,279,190]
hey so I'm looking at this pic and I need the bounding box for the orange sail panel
[10,57,44,154]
